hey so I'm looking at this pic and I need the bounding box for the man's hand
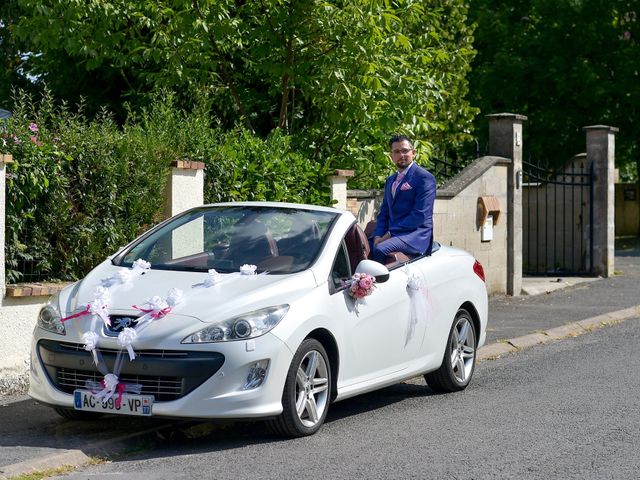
[373,232,391,246]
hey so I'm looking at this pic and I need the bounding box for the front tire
[425,308,476,393]
[269,338,332,437]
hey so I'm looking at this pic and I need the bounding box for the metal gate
[522,156,594,275]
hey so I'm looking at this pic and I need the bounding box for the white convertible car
[29,202,487,437]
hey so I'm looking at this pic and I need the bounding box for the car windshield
[114,205,338,274]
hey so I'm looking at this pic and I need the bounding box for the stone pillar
[328,169,355,210]
[0,154,13,298]
[486,113,527,296]
[163,160,205,218]
[163,160,205,260]
[583,125,618,277]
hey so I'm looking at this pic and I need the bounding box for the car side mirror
[355,259,390,284]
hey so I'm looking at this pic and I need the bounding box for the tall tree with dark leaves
[469,0,640,183]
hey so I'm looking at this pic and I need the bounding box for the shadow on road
[615,236,640,257]
[1,379,440,467]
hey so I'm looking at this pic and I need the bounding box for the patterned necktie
[392,172,405,197]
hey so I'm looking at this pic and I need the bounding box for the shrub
[2,91,331,282]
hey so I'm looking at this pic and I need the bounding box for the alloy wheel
[449,315,476,384]
[295,350,329,428]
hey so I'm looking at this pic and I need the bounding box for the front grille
[38,339,225,402]
[56,341,190,358]
[57,368,183,401]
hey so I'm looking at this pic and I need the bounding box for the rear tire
[425,308,476,393]
[53,407,103,420]
[269,338,332,437]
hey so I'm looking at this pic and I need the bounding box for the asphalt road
[51,317,640,480]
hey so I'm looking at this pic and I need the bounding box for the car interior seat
[226,215,278,267]
[344,223,370,273]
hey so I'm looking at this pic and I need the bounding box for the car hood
[66,259,319,325]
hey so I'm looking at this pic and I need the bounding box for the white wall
[0,297,46,394]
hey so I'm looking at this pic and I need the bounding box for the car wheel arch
[304,328,340,403]
[459,301,480,346]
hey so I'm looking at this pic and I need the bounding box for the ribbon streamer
[82,331,100,364]
[405,269,432,346]
[118,327,138,361]
[61,304,90,323]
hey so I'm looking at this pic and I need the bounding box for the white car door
[327,243,426,387]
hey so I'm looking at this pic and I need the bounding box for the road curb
[0,421,183,480]
[0,450,90,479]
[478,304,640,362]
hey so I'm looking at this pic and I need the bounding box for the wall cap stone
[437,156,511,198]
[582,125,619,133]
[1,153,14,163]
[485,113,528,121]
[5,282,72,298]
[347,189,382,198]
[171,160,205,170]
[329,169,355,178]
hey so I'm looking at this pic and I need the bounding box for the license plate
[73,389,154,416]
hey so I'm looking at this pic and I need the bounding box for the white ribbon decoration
[115,268,132,284]
[86,380,142,396]
[204,268,221,287]
[69,259,152,404]
[89,296,110,328]
[132,259,151,271]
[240,264,257,275]
[102,259,150,288]
[166,288,183,307]
[82,331,100,364]
[118,327,138,361]
[94,373,119,402]
[405,269,431,346]
[134,288,183,330]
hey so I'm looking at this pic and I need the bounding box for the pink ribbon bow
[132,305,172,319]
[60,304,91,323]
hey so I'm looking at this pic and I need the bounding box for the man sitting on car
[369,134,436,263]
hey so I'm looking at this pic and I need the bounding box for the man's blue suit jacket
[372,163,436,255]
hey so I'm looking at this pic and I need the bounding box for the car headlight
[182,305,289,343]
[37,301,65,335]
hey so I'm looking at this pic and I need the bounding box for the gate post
[486,113,527,296]
[584,125,618,277]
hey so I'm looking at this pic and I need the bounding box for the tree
[469,0,640,182]
[13,0,478,187]
[0,0,34,109]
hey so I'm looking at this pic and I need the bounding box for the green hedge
[2,91,331,283]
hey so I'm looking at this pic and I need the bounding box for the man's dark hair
[389,134,414,149]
